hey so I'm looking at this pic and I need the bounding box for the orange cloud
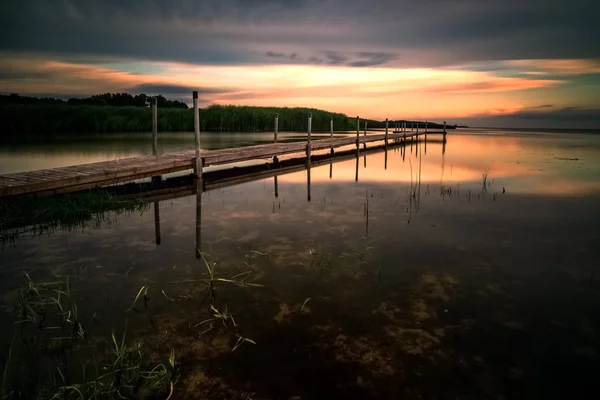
[508,59,600,75]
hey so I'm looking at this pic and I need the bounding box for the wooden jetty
[0,92,447,198]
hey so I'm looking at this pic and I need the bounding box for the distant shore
[0,93,451,139]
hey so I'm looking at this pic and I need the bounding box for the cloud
[127,83,231,95]
[1,0,598,68]
[424,78,561,93]
[454,106,600,129]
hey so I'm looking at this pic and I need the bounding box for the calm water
[1,129,600,399]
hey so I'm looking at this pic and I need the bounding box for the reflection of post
[355,150,359,182]
[307,161,312,202]
[364,154,366,168]
[442,137,447,155]
[384,145,388,170]
[195,178,202,259]
[153,201,161,245]
[274,176,279,198]
[329,162,332,179]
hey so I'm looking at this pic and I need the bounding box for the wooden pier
[0,92,448,198]
[0,131,444,197]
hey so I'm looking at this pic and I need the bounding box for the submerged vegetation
[0,191,147,244]
[2,274,176,399]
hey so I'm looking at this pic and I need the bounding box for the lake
[1,128,600,399]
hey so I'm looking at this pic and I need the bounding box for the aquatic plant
[482,168,490,191]
[4,275,176,399]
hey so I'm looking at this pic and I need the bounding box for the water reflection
[1,132,600,399]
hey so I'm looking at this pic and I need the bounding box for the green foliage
[0,93,452,139]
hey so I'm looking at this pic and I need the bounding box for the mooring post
[364,120,367,136]
[330,117,333,138]
[330,117,334,154]
[307,113,312,160]
[425,121,428,134]
[193,91,202,178]
[152,97,158,156]
[151,97,160,184]
[274,113,279,143]
[385,118,388,146]
[356,116,360,149]
[416,122,419,134]
[443,120,447,136]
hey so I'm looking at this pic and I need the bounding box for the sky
[1,0,599,128]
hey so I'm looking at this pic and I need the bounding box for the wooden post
[274,113,279,143]
[152,97,158,155]
[330,117,333,138]
[307,113,312,159]
[193,91,202,178]
[443,120,447,136]
[425,121,428,134]
[416,122,419,134]
[364,120,367,136]
[330,117,334,154]
[356,116,360,148]
[151,97,160,184]
[385,118,388,145]
[195,178,202,259]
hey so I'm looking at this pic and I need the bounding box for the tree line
[1,93,188,109]
[0,93,452,140]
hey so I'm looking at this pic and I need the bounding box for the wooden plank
[0,133,445,197]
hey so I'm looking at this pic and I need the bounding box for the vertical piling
[152,97,158,156]
[330,117,334,138]
[356,116,360,149]
[364,120,367,136]
[385,118,388,146]
[307,113,312,159]
[193,91,202,178]
[274,113,279,143]
[151,97,160,184]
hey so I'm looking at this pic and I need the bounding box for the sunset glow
[1,0,599,127]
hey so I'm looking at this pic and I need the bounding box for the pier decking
[0,131,444,197]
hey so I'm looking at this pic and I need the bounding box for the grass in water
[0,190,147,244]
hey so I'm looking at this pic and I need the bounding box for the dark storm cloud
[0,0,598,67]
[127,83,232,95]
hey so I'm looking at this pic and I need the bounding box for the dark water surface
[1,129,600,399]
